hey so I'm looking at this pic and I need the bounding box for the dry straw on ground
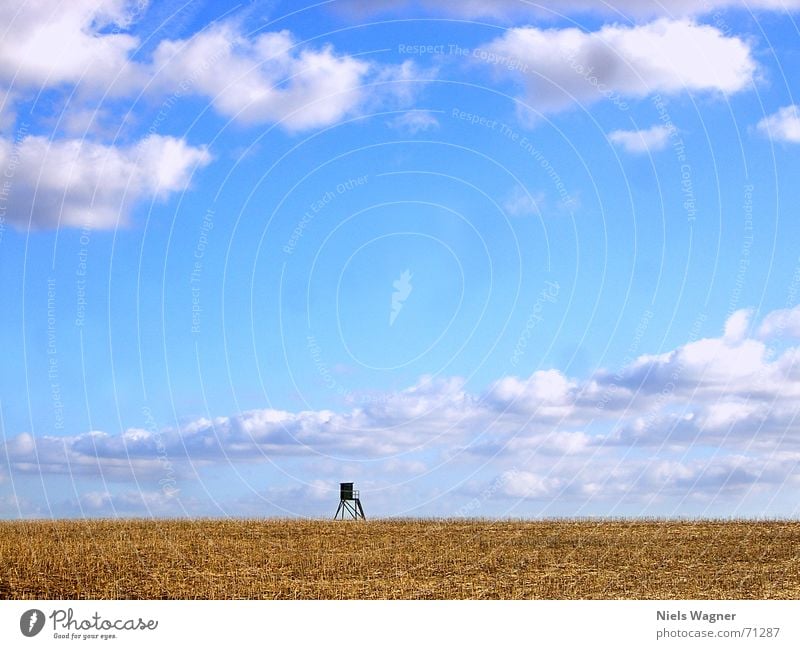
[1,519,798,599]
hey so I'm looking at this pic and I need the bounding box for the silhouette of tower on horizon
[333,482,366,520]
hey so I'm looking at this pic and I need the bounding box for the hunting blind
[334,482,366,520]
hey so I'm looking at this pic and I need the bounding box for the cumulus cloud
[147,21,428,131]
[756,105,800,143]
[0,377,474,481]
[0,2,430,230]
[0,1,427,133]
[759,305,800,338]
[723,308,754,342]
[4,305,800,513]
[0,0,146,93]
[0,2,216,231]
[608,124,674,153]
[148,23,368,130]
[609,335,770,394]
[0,134,211,229]
[6,305,800,470]
[480,19,756,115]
[487,369,575,417]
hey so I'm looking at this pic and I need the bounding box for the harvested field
[1,519,798,599]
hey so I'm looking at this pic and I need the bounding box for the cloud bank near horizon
[4,305,800,517]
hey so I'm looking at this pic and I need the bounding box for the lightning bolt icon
[28,611,38,632]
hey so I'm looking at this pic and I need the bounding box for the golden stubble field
[1,519,798,599]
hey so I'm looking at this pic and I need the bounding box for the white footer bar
[2,600,797,648]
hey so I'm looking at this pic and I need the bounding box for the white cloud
[0,134,211,229]
[6,304,800,476]
[757,105,800,143]
[724,308,754,342]
[481,19,756,114]
[0,0,146,93]
[149,22,373,131]
[372,59,433,106]
[488,369,575,415]
[145,20,429,130]
[0,4,429,230]
[388,109,440,134]
[616,335,769,392]
[608,124,674,153]
[0,2,218,231]
[699,399,763,431]
[5,306,800,512]
[0,3,424,134]
[759,305,800,338]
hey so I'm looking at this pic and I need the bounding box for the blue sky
[2,0,800,518]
